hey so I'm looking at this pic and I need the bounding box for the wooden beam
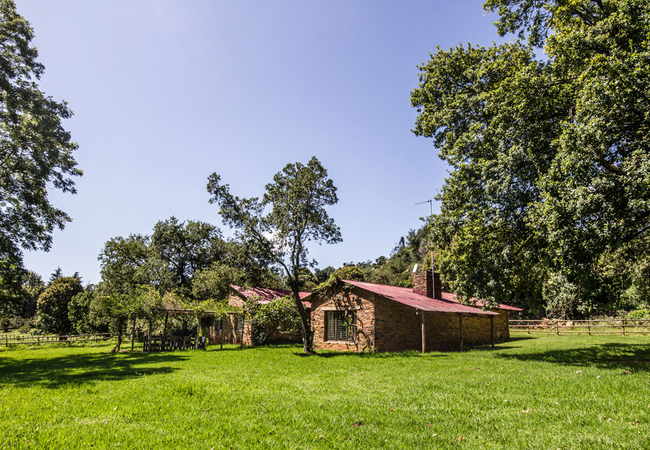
[421,310,426,353]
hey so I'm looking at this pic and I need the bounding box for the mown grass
[1,335,649,449]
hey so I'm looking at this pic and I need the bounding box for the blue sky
[19,0,505,285]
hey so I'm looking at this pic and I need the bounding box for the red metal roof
[230,285,311,308]
[440,292,523,312]
[339,280,498,316]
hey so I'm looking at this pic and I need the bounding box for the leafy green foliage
[0,256,23,332]
[191,263,245,302]
[68,288,98,335]
[36,277,83,335]
[150,217,226,297]
[244,295,301,345]
[331,227,430,288]
[98,234,152,297]
[18,270,44,319]
[98,217,276,303]
[411,0,650,317]
[0,0,80,268]
[332,265,366,282]
[208,156,342,352]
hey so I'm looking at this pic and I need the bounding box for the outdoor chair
[150,336,161,352]
[182,336,191,350]
[198,336,207,350]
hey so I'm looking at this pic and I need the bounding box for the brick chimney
[412,270,442,300]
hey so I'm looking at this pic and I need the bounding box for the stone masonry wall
[311,287,375,351]
[373,294,423,352]
[311,286,512,353]
[207,314,252,346]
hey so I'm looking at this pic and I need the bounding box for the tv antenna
[415,199,433,216]
[416,198,435,272]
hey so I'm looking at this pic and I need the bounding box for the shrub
[246,296,301,345]
[36,277,83,335]
[627,309,650,320]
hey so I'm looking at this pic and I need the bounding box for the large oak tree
[411,0,650,316]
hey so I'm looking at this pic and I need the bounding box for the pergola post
[147,319,153,353]
[240,313,244,350]
[421,310,426,353]
[195,316,200,350]
[459,315,464,352]
[490,315,495,349]
[220,317,224,350]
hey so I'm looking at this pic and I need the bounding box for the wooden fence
[510,319,650,335]
[0,333,112,347]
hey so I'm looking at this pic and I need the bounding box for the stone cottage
[208,285,311,346]
[305,270,522,352]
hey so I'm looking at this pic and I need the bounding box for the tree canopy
[411,0,650,317]
[207,156,342,352]
[36,276,83,335]
[0,0,79,323]
[98,216,277,302]
[0,0,80,269]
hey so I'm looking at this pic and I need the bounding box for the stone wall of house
[311,286,512,353]
[207,314,252,346]
[492,309,510,340]
[373,294,423,352]
[228,294,245,308]
[310,287,375,351]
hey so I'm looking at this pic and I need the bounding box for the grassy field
[1,334,649,449]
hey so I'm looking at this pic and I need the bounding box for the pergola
[136,307,241,352]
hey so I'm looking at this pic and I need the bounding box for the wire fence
[510,319,650,336]
[0,333,112,347]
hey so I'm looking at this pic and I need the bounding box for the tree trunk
[293,291,312,353]
[112,321,124,352]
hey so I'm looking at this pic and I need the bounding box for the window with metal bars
[326,311,356,342]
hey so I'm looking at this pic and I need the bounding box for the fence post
[623,319,626,336]
[588,322,591,336]
[556,322,560,336]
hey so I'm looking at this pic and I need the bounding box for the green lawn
[1,334,649,449]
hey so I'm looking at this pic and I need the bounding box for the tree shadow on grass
[497,342,650,373]
[507,336,537,342]
[295,350,450,358]
[0,351,188,388]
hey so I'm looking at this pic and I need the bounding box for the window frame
[325,310,356,342]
